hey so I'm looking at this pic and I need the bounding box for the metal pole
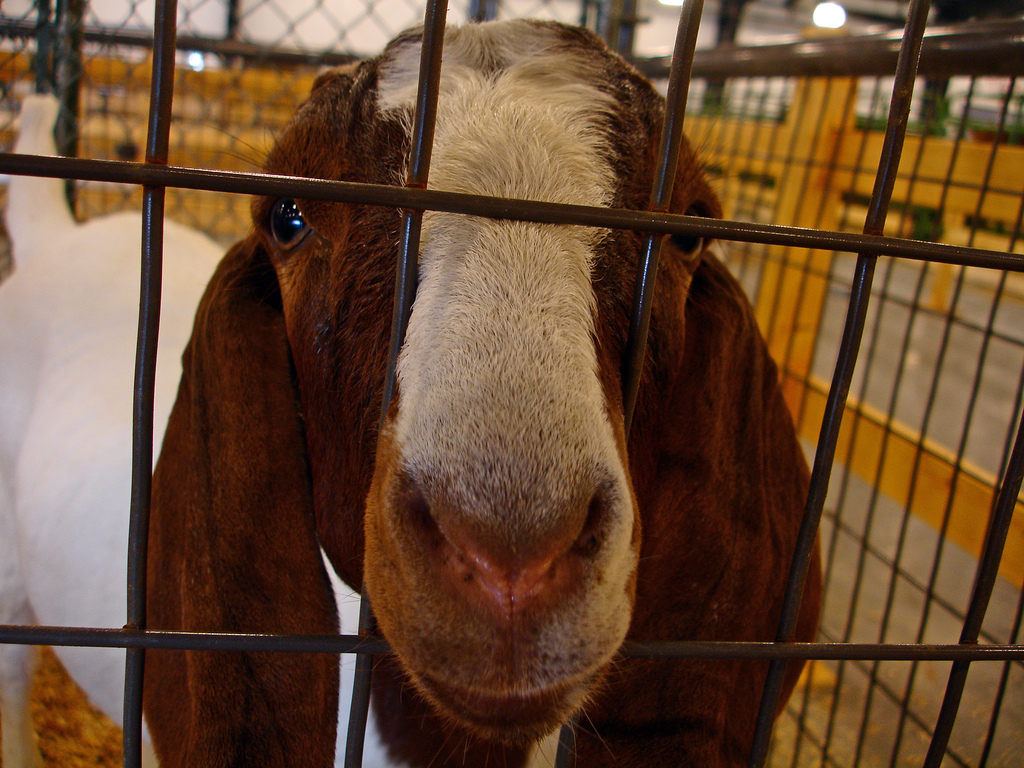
[344,1,449,765]
[122,0,178,763]
[746,0,934,765]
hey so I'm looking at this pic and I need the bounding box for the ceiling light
[813,1,847,28]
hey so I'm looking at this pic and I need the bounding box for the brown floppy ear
[577,186,822,762]
[144,236,339,768]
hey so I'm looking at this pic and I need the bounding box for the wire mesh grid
[1,1,1022,767]
[679,38,1024,765]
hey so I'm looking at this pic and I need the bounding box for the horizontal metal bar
[1,625,1021,661]
[640,20,1024,80]
[2,153,1022,273]
[619,642,1024,662]
[0,18,359,66]
[3,19,1021,79]
[0,626,391,654]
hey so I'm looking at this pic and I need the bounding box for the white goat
[0,94,223,768]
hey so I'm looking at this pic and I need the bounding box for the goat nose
[439,526,579,622]
[401,479,607,622]
[445,531,566,616]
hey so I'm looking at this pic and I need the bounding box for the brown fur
[144,21,820,768]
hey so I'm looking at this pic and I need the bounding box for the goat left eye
[667,206,706,257]
[269,198,311,249]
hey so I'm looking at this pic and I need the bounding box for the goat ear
[144,236,339,767]
[586,251,821,763]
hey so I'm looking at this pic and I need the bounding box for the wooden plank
[834,131,1024,225]
[753,78,856,382]
[784,374,1024,589]
[2,51,315,110]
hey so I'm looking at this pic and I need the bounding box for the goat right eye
[269,198,311,249]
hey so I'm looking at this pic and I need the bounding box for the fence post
[53,0,85,213]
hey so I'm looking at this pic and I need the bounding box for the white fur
[382,23,635,633]
[384,22,625,509]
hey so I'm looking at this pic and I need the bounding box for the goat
[141,19,821,768]
[1,19,820,768]
[0,94,224,767]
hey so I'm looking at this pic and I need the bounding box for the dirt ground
[1,647,122,768]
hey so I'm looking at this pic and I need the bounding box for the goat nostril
[576,532,600,557]
[399,475,444,549]
[574,487,609,558]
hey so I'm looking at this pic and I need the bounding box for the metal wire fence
[677,33,1024,767]
[1,1,1022,767]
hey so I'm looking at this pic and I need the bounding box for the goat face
[254,21,718,745]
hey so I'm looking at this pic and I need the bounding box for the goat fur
[141,20,819,768]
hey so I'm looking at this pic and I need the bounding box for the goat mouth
[416,673,586,743]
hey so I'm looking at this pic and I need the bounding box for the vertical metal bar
[610,0,638,58]
[557,6,704,764]
[788,78,880,764]
[913,78,1022,768]
[978,514,1024,766]
[344,2,448,766]
[123,0,178,765]
[809,76,887,768]
[886,75,1017,767]
[53,0,84,211]
[922,405,1024,767]
[824,80,958,767]
[978,193,1024,768]
[553,714,577,767]
[32,0,53,93]
[621,0,704,435]
[342,591,375,768]
[53,0,83,158]
[226,0,241,40]
[468,0,498,23]
[746,1,933,766]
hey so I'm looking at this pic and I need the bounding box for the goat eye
[269,198,311,249]
[667,206,706,257]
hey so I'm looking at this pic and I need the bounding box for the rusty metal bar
[621,0,705,433]
[641,19,1024,80]
[121,0,178,763]
[923,405,1024,766]
[882,76,1020,766]
[746,0,935,765]
[0,17,360,67]
[345,1,449,766]
[4,18,1022,79]
[822,76,978,768]
[1,622,1021,661]
[2,152,1023,273]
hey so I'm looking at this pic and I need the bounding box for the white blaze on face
[377,23,632,559]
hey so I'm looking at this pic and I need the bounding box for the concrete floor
[764,253,1024,768]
